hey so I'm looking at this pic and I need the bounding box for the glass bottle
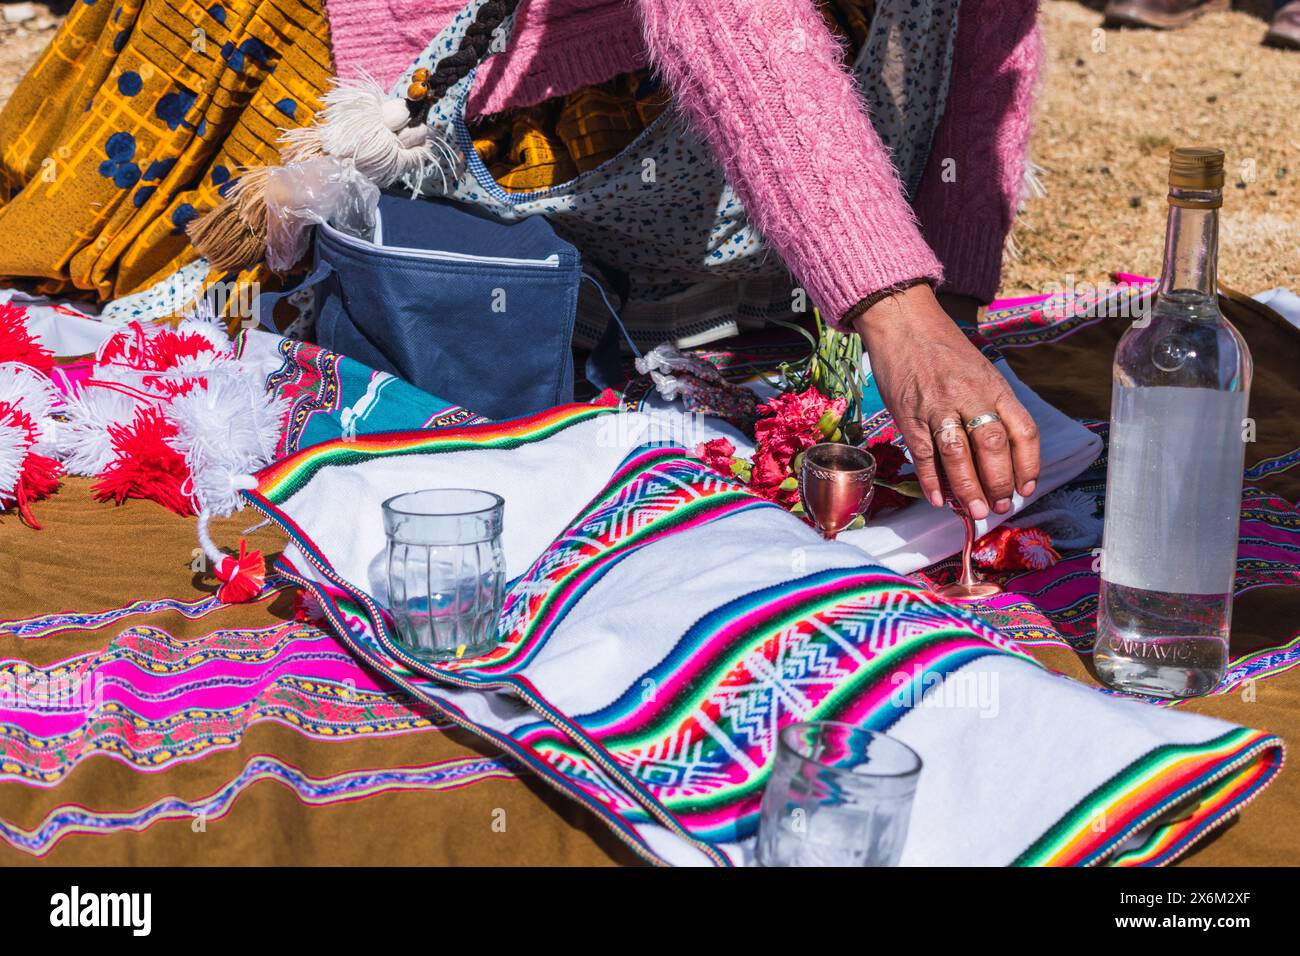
[1094,147,1252,699]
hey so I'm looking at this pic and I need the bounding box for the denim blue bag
[260,193,600,421]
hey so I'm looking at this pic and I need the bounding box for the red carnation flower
[694,437,738,477]
[754,388,846,458]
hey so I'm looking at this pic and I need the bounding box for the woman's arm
[636,0,944,325]
[913,0,1044,304]
[638,0,1040,517]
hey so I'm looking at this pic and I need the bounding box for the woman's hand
[851,284,1039,519]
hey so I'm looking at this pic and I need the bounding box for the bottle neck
[1158,188,1220,299]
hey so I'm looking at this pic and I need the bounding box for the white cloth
[262,411,1277,867]
[1255,287,1300,330]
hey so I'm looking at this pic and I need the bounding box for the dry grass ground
[1005,0,1300,295]
[0,0,1297,293]
[0,2,62,109]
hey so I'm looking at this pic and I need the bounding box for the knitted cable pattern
[637,0,945,328]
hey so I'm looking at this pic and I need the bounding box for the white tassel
[0,362,60,453]
[54,382,138,477]
[286,73,442,192]
[195,494,256,571]
[175,299,233,352]
[0,421,25,508]
[167,351,242,379]
[164,369,288,518]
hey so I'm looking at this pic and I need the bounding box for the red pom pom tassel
[214,538,266,604]
[92,405,195,516]
[0,302,55,374]
[14,451,62,530]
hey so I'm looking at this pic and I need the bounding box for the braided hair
[406,0,521,121]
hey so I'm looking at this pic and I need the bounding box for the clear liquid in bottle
[1093,148,1251,699]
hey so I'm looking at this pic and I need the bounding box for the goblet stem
[935,477,1002,602]
[953,508,988,589]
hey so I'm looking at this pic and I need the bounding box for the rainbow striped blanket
[242,401,1284,866]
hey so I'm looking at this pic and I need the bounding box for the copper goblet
[934,470,1003,602]
[798,443,876,540]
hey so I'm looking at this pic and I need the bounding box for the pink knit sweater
[324,0,1042,322]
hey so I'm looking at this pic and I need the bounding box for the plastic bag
[263,156,380,272]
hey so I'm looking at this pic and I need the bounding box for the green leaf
[874,479,924,499]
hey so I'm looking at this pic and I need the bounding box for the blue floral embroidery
[170,204,198,234]
[156,89,197,130]
[98,132,141,189]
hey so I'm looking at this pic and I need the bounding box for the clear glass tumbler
[756,721,922,867]
[382,488,506,662]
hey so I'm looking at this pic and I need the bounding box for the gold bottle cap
[1169,147,1225,191]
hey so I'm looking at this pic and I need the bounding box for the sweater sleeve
[636,0,944,329]
[912,0,1043,304]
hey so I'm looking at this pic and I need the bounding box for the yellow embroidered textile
[472,73,670,194]
[0,0,333,303]
[470,0,875,195]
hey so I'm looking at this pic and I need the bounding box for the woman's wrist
[842,279,933,330]
[849,282,946,346]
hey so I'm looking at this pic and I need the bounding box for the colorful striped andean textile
[230,322,1286,866]
[0,0,333,305]
[2,284,1299,864]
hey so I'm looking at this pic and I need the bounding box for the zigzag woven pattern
[0,621,444,786]
[0,578,293,640]
[514,567,1029,843]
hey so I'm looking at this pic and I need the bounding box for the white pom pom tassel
[282,73,442,192]
[54,381,139,477]
[169,369,285,605]
[175,299,233,353]
[165,369,288,518]
[0,362,61,453]
[0,422,25,508]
